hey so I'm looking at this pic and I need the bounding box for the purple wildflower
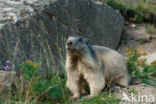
[4,65,10,71]
[3,60,11,71]
[39,72,42,76]
[6,60,10,65]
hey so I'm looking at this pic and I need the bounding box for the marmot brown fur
[65,36,130,99]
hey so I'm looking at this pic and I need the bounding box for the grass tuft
[145,24,156,35]
[102,0,156,23]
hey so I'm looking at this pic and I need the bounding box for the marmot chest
[77,61,87,74]
[77,60,96,75]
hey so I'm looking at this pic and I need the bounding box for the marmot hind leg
[86,75,105,97]
[117,76,129,88]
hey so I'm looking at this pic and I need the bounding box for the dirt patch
[114,84,156,104]
[118,23,156,56]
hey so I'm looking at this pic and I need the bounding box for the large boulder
[0,0,124,71]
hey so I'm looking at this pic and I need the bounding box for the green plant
[5,60,69,104]
[127,47,156,86]
[102,0,155,23]
[128,88,137,95]
[137,40,146,44]
[146,24,156,35]
[79,93,120,104]
[2,60,123,104]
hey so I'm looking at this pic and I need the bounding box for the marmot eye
[86,41,88,44]
[78,38,83,42]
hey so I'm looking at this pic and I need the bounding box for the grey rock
[111,86,121,92]
[0,0,124,72]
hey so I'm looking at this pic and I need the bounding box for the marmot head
[66,36,89,55]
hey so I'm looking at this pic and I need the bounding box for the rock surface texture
[0,0,124,70]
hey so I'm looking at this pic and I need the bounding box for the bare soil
[118,23,156,56]
[114,84,156,104]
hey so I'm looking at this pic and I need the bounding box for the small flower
[3,60,11,71]
[137,59,145,67]
[32,64,37,69]
[4,65,10,71]
[26,60,33,64]
[142,50,147,56]
[128,51,133,56]
[26,60,38,69]
[126,48,135,56]
[136,47,147,57]
[39,72,42,76]
[136,51,141,57]
[6,60,10,65]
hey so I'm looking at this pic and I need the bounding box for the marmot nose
[67,40,73,46]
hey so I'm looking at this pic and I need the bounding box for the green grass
[145,24,156,35]
[79,94,120,104]
[137,40,146,44]
[0,61,121,104]
[102,0,156,23]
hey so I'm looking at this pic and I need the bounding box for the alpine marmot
[65,36,130,99]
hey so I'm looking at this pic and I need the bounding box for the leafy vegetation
[145,24,156,35]
[0,60,121,104]
[127,47,156,86]
[102,0,156,23]
[1,60,69,104]
[78,94,120,104]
